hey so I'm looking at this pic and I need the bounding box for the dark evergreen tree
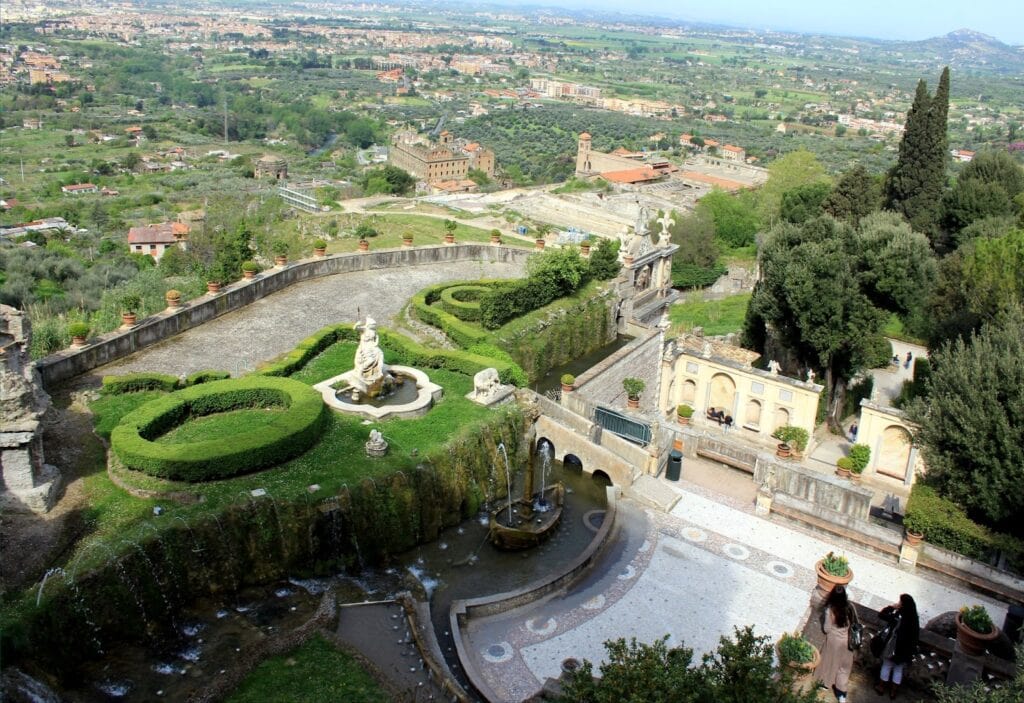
[823,165,881,226]
[885,68,950,244]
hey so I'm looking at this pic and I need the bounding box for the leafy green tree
[587,238,621,280]
[208,221,254,283]
[668,206,725,288]
[757,149,830,225]
[942,151,1024,236]
[780,182,832,224]
[906,308,1024,535]
[558,628,817,703]
[823,164,881,226]
[745,216,933,429]
[885,68,950,242]
[700,190,760,248]
[360,165,414,195]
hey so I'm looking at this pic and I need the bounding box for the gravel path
[91,260,523,380]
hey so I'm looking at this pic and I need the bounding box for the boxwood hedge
[102,372,181,395]
[438,284,489,322]
[110,376,326,482]
[185,370,232,386]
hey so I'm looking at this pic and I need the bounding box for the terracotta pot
[71,334,88,347]
[120,312,137,327]
[836,466,852,479]
[561,657,581,675]
[580,243,591,257]
[776,641,820,693]
[624,255,634,266]
[444,233,455,244]
[274,255,288,266]
[402,237,413,248]
[904,529,923,547]
[850,471,862,484]
[206,281,221,294]
[677,415,690,426]
[776,442,792,458]
[490,233,502,245]
[815,560,853,595]
[561,382,573,392]
[627,397,640,409]
[535,238,546,250]
[314,247,327,257]
[242,270,255,280]
[358,239,369,252]
[165,294,181,308]
[956,613,1000,656]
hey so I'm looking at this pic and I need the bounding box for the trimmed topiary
[185,370,232,386]
[102,372,181,394]
[110,376,326,481]
[438,284,489,322]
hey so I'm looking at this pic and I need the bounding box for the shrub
[772,425,809,452]
[671,261,727,289]
[67,322,90,338]
[848,443,871,473]
[959,605,994,634]
[102,372,180,394]
[677,404,694,418]
[904,483,1024,570]
[165,289,181,300]
[110,376,326,481]
[777,632,815,665]
[241,260,259,273]
[438,284,489,322]
[837,456,854,471]
[623,377,645,400]
[313,238,327,249]
[561,373,575,387]
[185,370,231,386]
[118,292,141,312]
[821,551,849,577]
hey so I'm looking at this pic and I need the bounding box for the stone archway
[592,470,613,487]
[744,399,762,428]
[772,406,790,432]
[877,425,912,480]
[708,373,736,414]
[564,454,583,473]
[536,437,555,458]
[680,379,697,405]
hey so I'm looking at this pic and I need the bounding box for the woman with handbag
[874,593,920,699]
[817,585,856,703]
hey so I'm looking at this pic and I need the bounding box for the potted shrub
[118,293,141,327]
[402,231,414,247]
[849,443,870,473]
[272,240,289,266]
[772,426,792,458]
[68,322,90,347]
[358,237,370,252]
[815,551,853,594]
[902,512,924,546]
[772,425,808,459]
[677,404,694,426]
[535,238,546,250]
[443,219,457,244]
[313,238,327,257]
[489,229,502,245]
[836,456,854,479]
[776,632,820,688]
[956,605,999,655]
[241,261,259,279]
[580,240,591,256]
[206,280,222,294]
[560,374,575,392]
[164,289,181,308]
[623,377,645,409]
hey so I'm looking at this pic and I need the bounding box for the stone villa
[389,129,495,187]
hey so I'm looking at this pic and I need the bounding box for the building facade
[389,130,495,184]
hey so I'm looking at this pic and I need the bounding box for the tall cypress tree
[885,68,951,244]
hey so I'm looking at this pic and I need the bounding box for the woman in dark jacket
[874,593,919,699]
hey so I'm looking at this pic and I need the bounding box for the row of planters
[835,443,871,482]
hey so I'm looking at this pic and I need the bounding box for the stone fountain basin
[313,366,442,420]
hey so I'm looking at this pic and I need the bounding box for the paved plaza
[462,459,1007,702]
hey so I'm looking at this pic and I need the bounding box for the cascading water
[534,441,553,513]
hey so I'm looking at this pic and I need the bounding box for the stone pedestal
[755,490,774,516]
[899,541,920,567]
[946,641,986,686]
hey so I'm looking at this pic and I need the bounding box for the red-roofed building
[127,222,189,261]
[721,144,746,162]
[600,167,665,185]
[61,183,98,195]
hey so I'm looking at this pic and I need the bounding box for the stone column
[946,642,986,686]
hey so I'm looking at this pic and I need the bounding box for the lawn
[226,635,389,703]
[154,408,289,445]
[324,213,532,253]
[669,293,751,337]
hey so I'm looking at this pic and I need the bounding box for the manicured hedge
[410,281,497,349]
[102,373,181,395]
[185,370,232,386]
[438,284,489,322]
[904,483,1024,573]
[255,322,527,387]
[110,376,326,482]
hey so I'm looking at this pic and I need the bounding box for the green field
[324,213,532,252]
[669,293,751,337]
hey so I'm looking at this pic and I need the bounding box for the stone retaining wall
[35,245,531,389]
[571,326,662,413]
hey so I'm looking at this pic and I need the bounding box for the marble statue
[806,368,816,383]
[353,317,388,397]
[634,201,652,237]
[365,428,388,457]
[767,359,781,375]
[657,211,675,247]
[472,367,502,399]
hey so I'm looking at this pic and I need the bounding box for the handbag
[848,607,864,651]
[870,612,900,658]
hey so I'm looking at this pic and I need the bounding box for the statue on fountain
[352,317,391,398]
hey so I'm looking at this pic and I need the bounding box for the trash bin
[666,450,682,481]
[1005,604,1024,644]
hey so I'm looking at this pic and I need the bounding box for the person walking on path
[875,594,920,699]
[904,351,913,370]
[818,585,856,703]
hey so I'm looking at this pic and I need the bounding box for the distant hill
[906,29,1023,72]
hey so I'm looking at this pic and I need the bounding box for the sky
[507,0,1024,46]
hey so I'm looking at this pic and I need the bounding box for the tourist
[904,351,913,369]
[848,422,858,443]
[874,594,920,699]
[723,414,734,431]
[891,354,900,367]
[817,585,855,703]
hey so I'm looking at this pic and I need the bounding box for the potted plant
[956,605,999,655]
[272,240,289,266]
[580,240,591,256]
[776,632,820,688]
[772,426,792,458]
[623,377,645,409]
[772,425,808,459]
[313,238,327,257]
[443,219,457,244]
[164,289,181,308]
[489,229,502,245]
[849,443,870,472]
[677,404,694,426]
[836,456,854,479]
[815,551,853,594]
[561,374,575,392]
[206,280,222,294]
[241,261,259,279]
[535,237,546,250]
[118,293,141,327]
[902,512,924,546]
[401,231,414,247]
[68,322,90,348]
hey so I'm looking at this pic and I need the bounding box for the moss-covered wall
[4,409,525,677]
[493,286,617,382]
